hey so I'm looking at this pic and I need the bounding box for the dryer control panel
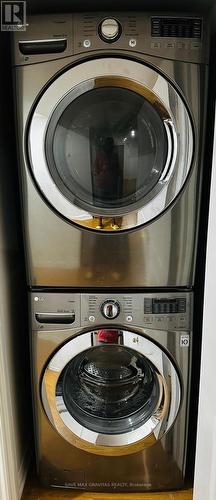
[31,291,192,331]
[73,12,208,64]
[13,12,208,67]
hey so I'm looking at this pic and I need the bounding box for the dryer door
[41,328,181,456]
[28,58,193,232]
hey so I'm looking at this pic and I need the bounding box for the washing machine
[12,13,209,288]
[31,290,192,491]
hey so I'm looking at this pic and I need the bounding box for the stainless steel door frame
[28,57,193,232]
[31,323,191,482]
[41,328,181,455]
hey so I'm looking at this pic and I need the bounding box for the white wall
[0,32,30,500]
[0,233,29,500]
[0,148,30,499]
[193,107,216,500]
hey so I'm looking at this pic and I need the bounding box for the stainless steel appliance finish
[31,291,192,490]
[12,12,208,288]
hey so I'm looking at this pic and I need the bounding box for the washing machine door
[29,58,193,232]
[41,329,181,456]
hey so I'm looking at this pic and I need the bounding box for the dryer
[13,13,208,287]
[31,290,192,491]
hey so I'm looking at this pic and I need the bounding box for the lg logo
[34,296,45,302]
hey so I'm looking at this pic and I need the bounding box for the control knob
[101,299,120,319]
[99,18,121,42]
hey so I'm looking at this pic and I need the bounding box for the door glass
[46,87,168,210]
[56,340,160,435]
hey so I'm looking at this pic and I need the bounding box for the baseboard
[0,412,11,500]
[0,350,19,500]
[18,445,31,500]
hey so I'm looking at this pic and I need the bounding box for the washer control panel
[81,292,192,330]
[31,292,192,331]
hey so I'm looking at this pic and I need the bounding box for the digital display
[153,299,178,314]
[144,298,186,314]
[151,17,202,39]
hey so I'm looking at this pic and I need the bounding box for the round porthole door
[28,57,193,232]
[41,329,181,456]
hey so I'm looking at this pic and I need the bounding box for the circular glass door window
[56,344,160,435]
[30,58,194,231]
[46,87,168,212]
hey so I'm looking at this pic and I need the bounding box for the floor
[22,475,193,500]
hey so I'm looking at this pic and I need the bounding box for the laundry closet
[0,0,215,499]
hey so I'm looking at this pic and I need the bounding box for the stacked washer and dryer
[13,12,208,491]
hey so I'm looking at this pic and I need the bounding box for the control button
[165,41,175,49]
[126,315,133,322]
[151,41,161,49]
[129,38,137,48]
[89,315,95,322]
[34,296,39,302]
[177,41,188,50]
[99,18,121,43]
[191,41,200,49]
[144,316,153,323]
[83,39,91,48]
[101,300,120,319]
